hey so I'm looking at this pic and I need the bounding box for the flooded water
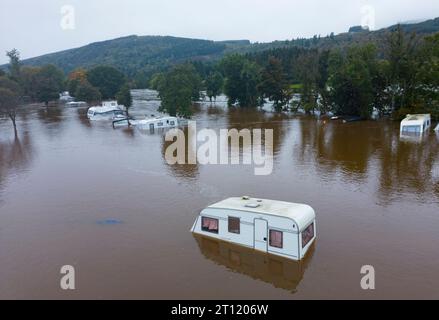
[1,90,439,299]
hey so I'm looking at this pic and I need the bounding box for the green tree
[75,81,102,103]
[220,54,261,107]
[87,66,126,100]
[157,64,201,118]
[35,65,65,106]
[259,57,289,111]
[221,54,246,106]
[385,25,419,113]
[205,71,223,102]
[149,73,166,91]
[0,76,21,135]
[19,66,41,102]
[116,84,133,116]
[328,45,379,118]
[6,49,21,80]
[316,50,331,115]
[411,33,439,119]
[296,52,318,114]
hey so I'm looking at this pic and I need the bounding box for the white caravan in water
[113,116,179,129]
[191,197,317,261]
[87,101,125,121]
[400,114,431,134]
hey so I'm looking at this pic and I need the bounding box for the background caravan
[191,197,317,261]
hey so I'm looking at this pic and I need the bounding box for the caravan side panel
[192,208,301,260]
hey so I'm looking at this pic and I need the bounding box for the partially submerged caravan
[400,114,431,134]
[87,101,125,121]
[112,116,179,129]
[135,116,179,130]
[191,197,316,261]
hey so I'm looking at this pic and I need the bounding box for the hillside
[11,17,439,83]
[232,17,439,54]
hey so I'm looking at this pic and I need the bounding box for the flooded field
[1,90,439,299]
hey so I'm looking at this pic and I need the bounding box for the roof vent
[245,202,261,208]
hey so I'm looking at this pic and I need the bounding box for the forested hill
[20,35,237,76]
[14,17,439,83]
[235,17,439,54]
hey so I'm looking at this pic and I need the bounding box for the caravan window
[202,217,219,234]
[269,230,283,248]
[302,223,315,248]
[402,125,421,133]
[228,217,240,234]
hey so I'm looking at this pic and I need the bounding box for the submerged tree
[220,54,261,107]
[328,45,380,118]
[259,56,289,111]
[385,25,419,113]
[35,64,65,106]
[157,64,202,118]
[75,81,102,103]
[0,76,21,135]
[205,71,223,102]
[116,84,133,116]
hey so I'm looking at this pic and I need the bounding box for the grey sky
[1,0,438,64]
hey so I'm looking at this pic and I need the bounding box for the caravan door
[254,218,268,252]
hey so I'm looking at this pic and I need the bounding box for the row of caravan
[86,101,179,130]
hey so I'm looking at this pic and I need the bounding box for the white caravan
[400,114,431,134]
[134,116,179,130]
[113,116,179,129]
[191,197,317,261]
[87,101,125,121]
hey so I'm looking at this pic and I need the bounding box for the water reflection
[37,107,66,136]
[296,119,439,201]
[378,129,439,203]
[193,234,314,293]
[161,126,200,180]
[0,133,34,202]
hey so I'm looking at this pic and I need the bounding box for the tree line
[0,51,132,134]
[151,26,439,120]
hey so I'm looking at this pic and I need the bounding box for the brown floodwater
[1,90,438,299]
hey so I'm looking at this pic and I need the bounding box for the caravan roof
[208,197,315,231]
[401,114,431,123]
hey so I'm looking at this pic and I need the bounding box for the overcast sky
[1,0,439,64]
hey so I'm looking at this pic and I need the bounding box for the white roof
[401,114,431,123]
[88,106,121,113]
[207,197,315,231]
